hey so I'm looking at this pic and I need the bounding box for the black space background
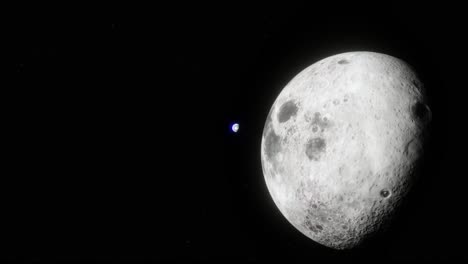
[5,2,468,262]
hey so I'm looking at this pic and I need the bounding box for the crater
[412,79,422,89]
[305,218,319,233]
[319,215,328,222]
[380,189,391,198]
[305,137,326,161]
[338,59,349,64]
[411,101,431,124]
[278,100,298,123]
[264,129,281,160]
[404,138,421,158]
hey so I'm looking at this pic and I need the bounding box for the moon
[260,52,431,250]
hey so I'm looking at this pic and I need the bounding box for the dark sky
[7,2,468,262]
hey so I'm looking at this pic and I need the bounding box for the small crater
[333,99,340,105]
[311,204,318,209]
[342,225,348,230]
[380,189,391,198]
[338,59,349,65]
[277,100,298,123]
[305,137,326,161]
[312,125,318,132]
[316,224,323,231]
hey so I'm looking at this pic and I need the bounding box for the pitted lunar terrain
[261,52,431,249]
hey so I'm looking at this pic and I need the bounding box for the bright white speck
[231,123,239,133]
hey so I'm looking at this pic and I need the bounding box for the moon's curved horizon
[260,51,431,250]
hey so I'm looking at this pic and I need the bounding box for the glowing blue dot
[231,123,239,133]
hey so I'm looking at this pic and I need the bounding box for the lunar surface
[260,52,431,250]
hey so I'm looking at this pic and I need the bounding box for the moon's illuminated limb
[260,51,431,250]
